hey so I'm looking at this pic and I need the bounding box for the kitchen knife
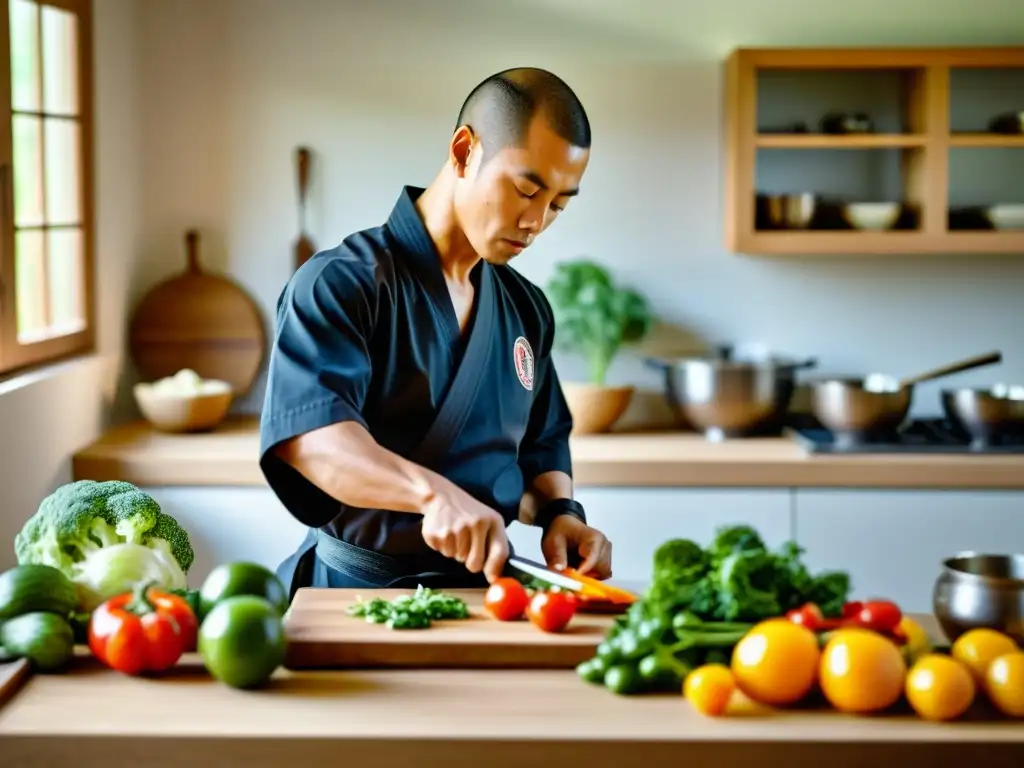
[503,554,589,593]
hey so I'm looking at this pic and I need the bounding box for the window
[1,0,93,376]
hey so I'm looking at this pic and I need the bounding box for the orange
[905,653,976,721]
[984,651,1024,718]
[731,618,820,706]
[684,664,736,717]
[819,628,906,713]
[951,628,1018,685]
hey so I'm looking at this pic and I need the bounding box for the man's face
[452,115,590,265]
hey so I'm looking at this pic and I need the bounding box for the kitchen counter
[0,647,1021,767]
[70,416,1024,489]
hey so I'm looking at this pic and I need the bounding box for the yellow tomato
[984,651,1024,718]
[731,619,820,706]
[905,653,976,721]
[898,616,933,665]
[952,629,1019,685]
[684,663,736,717]
[819,628,907,714]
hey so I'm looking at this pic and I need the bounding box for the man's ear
[450,125,476,178]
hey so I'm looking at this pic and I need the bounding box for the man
[259,67,613,599]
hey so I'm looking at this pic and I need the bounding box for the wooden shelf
[949,133,1024,148]
[736,230,1024,256]
[724,46,1024,256]
[755,134,927,149]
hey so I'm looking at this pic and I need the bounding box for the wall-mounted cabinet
[723,47,1024,255]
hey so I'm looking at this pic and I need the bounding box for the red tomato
[842,601,864,619]
[88,582,197,676]
[527,590,576,633]
[484,578,530,621]
[856,600,902,633]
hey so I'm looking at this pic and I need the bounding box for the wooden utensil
[128,230,267,396]
[293,146,316,270]
[282,588,614,670]
[897,350,1003,388]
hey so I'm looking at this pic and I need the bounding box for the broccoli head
[708,525,766,567]
[651,538,707,583]
[14,480,194,576]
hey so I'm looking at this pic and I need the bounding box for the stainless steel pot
[941,385,1024,449]
[646,345,817,441]
[933,552,1024,644]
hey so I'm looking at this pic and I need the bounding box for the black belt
[314,529,490,588]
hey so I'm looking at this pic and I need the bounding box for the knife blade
[502,554,587,593]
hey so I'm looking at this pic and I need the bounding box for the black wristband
[534,498,587,534]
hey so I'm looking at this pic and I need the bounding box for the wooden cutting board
[0,659,30,712]
[282,588,616,670]
[128,229,267,396]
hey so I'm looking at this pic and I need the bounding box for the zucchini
[0,564,78,620]
[0,612,75,672]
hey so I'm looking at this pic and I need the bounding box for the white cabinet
[144,485,794,591]
[793,490,1024,614]
[506,488,793,584]
[143,487,308,586]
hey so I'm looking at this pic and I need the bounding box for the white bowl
[133,372,234,433]
[842,203,902,231]
[985,204,1024,231]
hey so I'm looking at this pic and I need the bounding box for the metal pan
[808,350,1003,442]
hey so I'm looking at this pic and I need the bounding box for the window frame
[0,0,95,378]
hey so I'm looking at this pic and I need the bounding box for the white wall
[3,0,1022,570]
[124,0,1024,423]
[0,0,141,571]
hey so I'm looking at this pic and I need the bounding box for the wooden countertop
[1,643,1021,767]
[70,416,1024,490]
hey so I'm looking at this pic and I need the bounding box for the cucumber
[0,564,78,620]
[0,612,75,672]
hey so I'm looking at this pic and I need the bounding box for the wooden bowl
[562,383,635,434]
[133,379,234,433]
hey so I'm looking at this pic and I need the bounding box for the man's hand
[419,476,510,584]
[541,515,612,579]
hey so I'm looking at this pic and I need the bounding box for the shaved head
[442,67,592,266]
[454,67,591,164]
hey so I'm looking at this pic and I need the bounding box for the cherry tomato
[855,600,903,633]
[526,590,576,633]
[842,601,864,619]
[786,603,841,632]
[684,664,736,717]
[484,578,530,622]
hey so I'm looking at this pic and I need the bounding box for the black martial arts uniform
[259,186,575,598]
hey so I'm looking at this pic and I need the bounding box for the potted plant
[545,259,653,434]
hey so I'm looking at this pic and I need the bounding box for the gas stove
[789,417,1024,455]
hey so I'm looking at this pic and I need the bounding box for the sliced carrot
[559,568,639,604]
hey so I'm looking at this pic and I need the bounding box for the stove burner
[790,418,1024,455]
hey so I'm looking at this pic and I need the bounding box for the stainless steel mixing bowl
[808,377,913,443]
[941,385,1024,448]
[933,552,1024,644]
[647,346,816,441]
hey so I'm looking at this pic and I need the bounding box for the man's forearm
[273,421,437,513]
[518,470,574,525]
